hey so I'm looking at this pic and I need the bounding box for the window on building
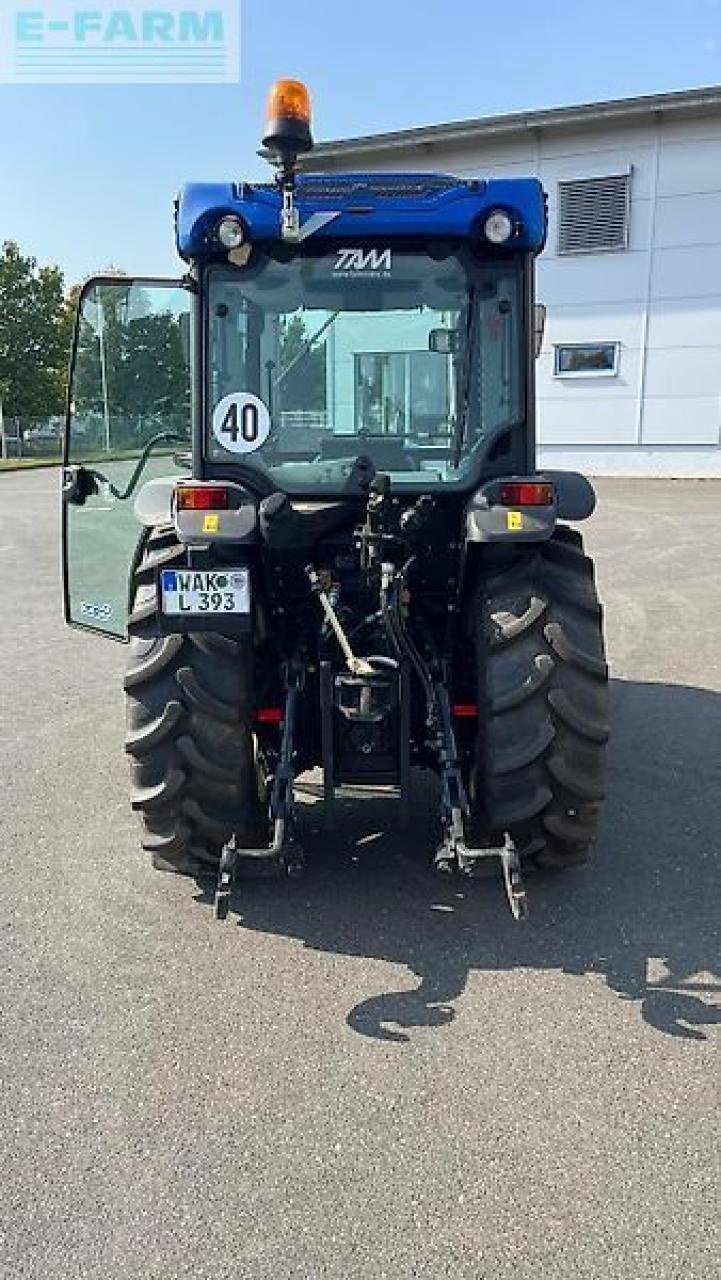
[557,174,630,254]
[554,342,619,377]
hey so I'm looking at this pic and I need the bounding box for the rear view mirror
[533,303,546,358]
[428,328,460,355]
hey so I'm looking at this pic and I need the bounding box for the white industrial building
[309,85,721,476]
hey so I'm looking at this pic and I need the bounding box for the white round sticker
[212,392,271,454]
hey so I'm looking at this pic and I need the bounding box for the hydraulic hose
[380,582,404,664]
[387,568,435,718]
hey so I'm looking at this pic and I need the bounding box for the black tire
[124,526,265,876]
[470,525,609,868]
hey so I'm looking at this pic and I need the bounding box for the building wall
[328,111,721,475]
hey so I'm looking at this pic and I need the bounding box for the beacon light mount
[261,79,314,242]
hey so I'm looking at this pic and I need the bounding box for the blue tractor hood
[176,172,547,260]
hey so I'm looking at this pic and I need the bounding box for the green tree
[0,241,69,419]
[278,314,327,412]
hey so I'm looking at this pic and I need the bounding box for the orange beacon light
[262,78,314,163]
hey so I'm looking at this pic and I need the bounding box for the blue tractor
[62,81,608,919]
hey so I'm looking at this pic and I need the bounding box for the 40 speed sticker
[212,392,271,455]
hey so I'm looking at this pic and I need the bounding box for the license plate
[160,568,250,616]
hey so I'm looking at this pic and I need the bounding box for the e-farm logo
[0,2,240,83]
[334,247,393,277]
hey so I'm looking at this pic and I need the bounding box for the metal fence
[0,417,64,462]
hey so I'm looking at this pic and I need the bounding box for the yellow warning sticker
[203,514,220,533]
[507,510,523,531]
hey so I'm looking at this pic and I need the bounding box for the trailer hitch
[432,674,528,920]
[214,662,305,921]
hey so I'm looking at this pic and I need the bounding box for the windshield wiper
[275,311,340,387]
[450,290,479,469]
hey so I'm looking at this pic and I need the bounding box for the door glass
[64,279,191,638]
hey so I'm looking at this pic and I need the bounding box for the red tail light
[453,703,478,718]
[176,484,229,511]
[499,481,555,507]
[256,707,283,724]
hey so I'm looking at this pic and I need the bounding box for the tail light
[175,484,229,511]
[499,481,555,507]
[256,707,283,724]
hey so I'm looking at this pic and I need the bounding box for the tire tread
[124,526,263,875]
[471,526,608,868]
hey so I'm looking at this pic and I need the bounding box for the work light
[217,216,245,250]
[484,210,514,244]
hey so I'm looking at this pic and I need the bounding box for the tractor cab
[180,170,544,497]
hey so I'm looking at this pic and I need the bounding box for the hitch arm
[432,670,529,921]
[213,661,305,921]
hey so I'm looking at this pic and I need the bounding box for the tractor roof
[175,173,547,260]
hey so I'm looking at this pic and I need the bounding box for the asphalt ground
[1,470,719,1279]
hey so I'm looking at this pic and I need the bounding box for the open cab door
[62,276,193,639]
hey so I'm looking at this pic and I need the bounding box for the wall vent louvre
[557,174,630,254]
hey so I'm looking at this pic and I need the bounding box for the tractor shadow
[208,678,721,1044]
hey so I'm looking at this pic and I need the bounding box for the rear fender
[464,471,595,545]
[133,476,178,527]
[134,476,258,544]
[133,478,259,638]
[543,470,597,521]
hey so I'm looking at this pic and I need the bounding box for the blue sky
[2,0,720,284]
